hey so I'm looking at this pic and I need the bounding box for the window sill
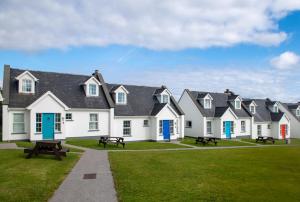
[143,125,149,127]
[185,127,192,128]
[55,132,62,134]
[123,135,131,137]
[66,120,74,122]
[35,133,42,135]
[88,130,99,132]
[11,132,26,135]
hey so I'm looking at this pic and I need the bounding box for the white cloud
[270,51,300,70]
[113,67,300,102]
[0,0,299,51]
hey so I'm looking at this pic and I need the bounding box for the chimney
[224,89,234,96]
[266,98,271,102]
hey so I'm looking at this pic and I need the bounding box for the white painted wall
[220,109,238,139]
[278,103,300,138]
[178,90,204,137]
[272,115,290,139]
[252,122,271,139]
[236,118,252,138]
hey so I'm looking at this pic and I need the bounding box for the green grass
[66,138,191,150]
[241,138,300,145]
[109,146,300,202]
[0,149,80,202]
[14,141,84,153]
[181,137,254,147]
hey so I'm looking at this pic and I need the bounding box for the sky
[0,0,300,102]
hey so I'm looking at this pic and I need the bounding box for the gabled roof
[187,90,251,118]
[83,76,101,86]
[15,70,39,81]
[281,102,300,121]
[110,85,129,94]
[6,67,111,109]
[107,84,184,116]
[243,99,283,122]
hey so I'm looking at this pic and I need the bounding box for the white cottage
[178,89,252,139]
[278,102,300,138]
[2,65,184,142]
[243,99,290,139]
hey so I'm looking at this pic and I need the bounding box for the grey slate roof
[281,102,300,121]
[7,68,111,109]
[107,84,184,116]
[188,90,251,118]
[4,66,184,117]
[243,99,283,122]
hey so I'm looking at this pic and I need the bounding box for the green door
[42,113,54,140]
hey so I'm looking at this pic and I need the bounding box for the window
[22,79,32,93]
[185,121,192,128]
[13,113,25,133]
[268,124,271,129]
[206,121,212,134]
[257,125,262,136]
[55,113,61,132]
[36,113,42,133]
[159,120,163,134]
[89,113,98,130]
[176,119,179,134]
[250,105,255,114]
[235,100,241,109]
[223,122,226,133]
[230,122,234,134]
[162,95,169,103]
[296,109,300,116]
[170,120,174,135]
[89,84,97,96]
[204,99,211,109]
[143,120,149,127]
[123,120,131,136]
[66,113,72,120]
[117,92,126,104]
[241,121,246,133]
[274,105,278,113]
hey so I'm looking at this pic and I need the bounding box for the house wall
[65,110,110,138]
[272,115,290,139]
[220,109,238,139]
[278,103,300,138]
[252,122,271,139]
[178,91,204,137]
[236,118,252,138]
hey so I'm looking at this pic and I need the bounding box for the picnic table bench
[196,137,220,145]
[99,136,125,148]
[256,136,275,144]
[24,140,69,160]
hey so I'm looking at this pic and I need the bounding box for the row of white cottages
[1,65,300,142]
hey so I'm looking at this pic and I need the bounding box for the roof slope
[107,84,184,116]
[281,102,300,121]
[8,68,110,109]
[188,90,251,118]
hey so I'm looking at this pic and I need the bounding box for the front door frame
[163,120,170,141]
[225,121,232,139]
[42,113,55,140]
[280,124,286,139]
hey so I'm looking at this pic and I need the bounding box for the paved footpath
[0,143,20,149]
[49,148,118,202]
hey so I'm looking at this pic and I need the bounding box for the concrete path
[49,149,118,202]
[0,143,19,149]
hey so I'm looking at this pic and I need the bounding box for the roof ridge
[107,83,161,89]
[11,67,92,77]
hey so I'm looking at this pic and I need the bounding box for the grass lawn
[66,138,191,150]
[109,146,300,202]
[181,137,254,147]
[14,141,84,153]
[0,149,80,202]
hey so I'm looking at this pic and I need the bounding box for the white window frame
[170,120,174,135]
[159,120,163,135]
[268,124,271,129]
[241,121,246,133]
[250,105,255,114]
[66,113,72,121]
[162,94,169,103]
[231,121,234,134]
[274,105,278,113]
[204,98,211,109]
[13,113,25,133]
[206,121,212,134]
[117,92,126,104]
[143,120,149,127]
[55,113,61,132]
[235,100,241,109]
[36,113,42,133]
[123,120,131,136]
[21,79,33,93]
[89,113,99,130]
[296,109,300,116]
[185,121,192,128]
[257,125,262,136]
[89,84,97,96]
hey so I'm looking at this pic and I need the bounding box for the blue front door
[225,121,231,139]
[163,120,170,141]
[42,113,54,140]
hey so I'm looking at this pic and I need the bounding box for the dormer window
[235,100,241,109]
[204,98,211,109]
[250,105,256,114]
[296,108,300,116]
[117,92,126,104]
[22,79,32,93]
[89,84,97,96]
[274,105,278,113]
[162,95,169,103]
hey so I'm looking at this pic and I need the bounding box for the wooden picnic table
[24,140,69,160]
[256,136,275,144]
[196,136,220,145]
[99,136,125,148]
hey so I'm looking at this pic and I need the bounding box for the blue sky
[0,1,300,101]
